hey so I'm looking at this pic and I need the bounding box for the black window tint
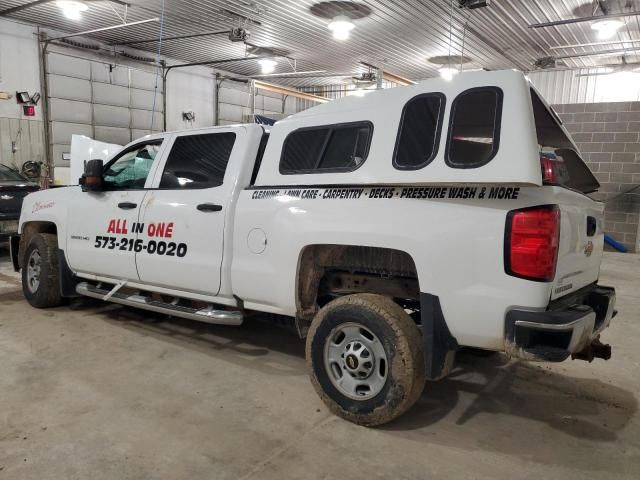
[447,87,503,168]
[394,94,444,169]
[280,122,373,174]
[319,125,370,170]
[280,128,330,172]
[160,132,236,189]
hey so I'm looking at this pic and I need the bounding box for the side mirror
[80,159,104,192]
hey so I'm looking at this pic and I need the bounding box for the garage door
[47,51,163,168]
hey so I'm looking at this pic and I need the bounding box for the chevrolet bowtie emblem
[0,194,14,200]
[584,241,594,257]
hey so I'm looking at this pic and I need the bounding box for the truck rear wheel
[306,293,425,426]
[22,233,63,308]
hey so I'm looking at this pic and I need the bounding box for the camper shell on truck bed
[14,70,615,426]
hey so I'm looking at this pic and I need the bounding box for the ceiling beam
[253,81,331,103]
[113,30,231,46]
[554,47,640,60]
[45,18,159,42]
[529,11,640,28]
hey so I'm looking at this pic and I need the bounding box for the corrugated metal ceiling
[1,0,639,86]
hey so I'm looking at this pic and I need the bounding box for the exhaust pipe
[571,337,611,362]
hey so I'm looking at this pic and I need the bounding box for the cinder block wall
[553,102,640,253]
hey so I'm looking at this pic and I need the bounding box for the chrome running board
[76,282,243,326]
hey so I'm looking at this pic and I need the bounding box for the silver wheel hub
[26,250,42,294]
[324,322,388,400]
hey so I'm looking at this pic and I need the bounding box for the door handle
[197,203,223,212]
[587,216,597,237]
[118,202,137,210]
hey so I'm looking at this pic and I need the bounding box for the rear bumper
[505,285,616,362]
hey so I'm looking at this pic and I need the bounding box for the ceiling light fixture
[439,66,459,81]
[258,58,278,74]
[56,1,88,20]
[591,19,625,40]
[328,15,355,41]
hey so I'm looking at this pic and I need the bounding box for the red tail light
[540,157,557,184]
[505,205,560,282]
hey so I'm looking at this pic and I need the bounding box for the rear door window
[280,122,373,174]
[159,132,236,189]
[446,87,503,168]
[393,93,445,170]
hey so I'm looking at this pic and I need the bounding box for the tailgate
[552,193,604,300]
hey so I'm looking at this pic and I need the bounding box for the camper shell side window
[279,122,374,175]
[446,87,503,169]
[393,93,446,170]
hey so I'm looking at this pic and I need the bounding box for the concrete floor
[0,246,639,480]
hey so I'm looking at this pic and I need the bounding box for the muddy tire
[21,233,63,308]
[306,293,425,426]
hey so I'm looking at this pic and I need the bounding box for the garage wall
[46,49,165,168]
[217,80,297,126]
[0,18,45,170]
[555,101,640,253]
[528,68,640,105]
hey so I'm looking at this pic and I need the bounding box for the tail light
[540,155,569,185]
[505,205,560,282]
[541,157,557,184]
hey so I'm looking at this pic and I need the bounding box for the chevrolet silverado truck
[12,70,616,426]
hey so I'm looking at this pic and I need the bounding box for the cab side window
[446,87,503,168]
[159,132,236,189]
[103,142,162,190]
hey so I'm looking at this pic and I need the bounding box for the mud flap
[58,249,80,298]
[9,235,20,272]
[420,292,459,380]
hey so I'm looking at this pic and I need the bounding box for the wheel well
[295,245,420,331]
[18,221,58,268]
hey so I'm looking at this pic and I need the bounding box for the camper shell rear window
[530,88,599,194]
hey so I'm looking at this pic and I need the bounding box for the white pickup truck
[12,70,616,426]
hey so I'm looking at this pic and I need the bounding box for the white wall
[0,16,304,176]
[527,68,640,105]
[0,18,41,120]
[165,68,215,131]
[0,18,45,169]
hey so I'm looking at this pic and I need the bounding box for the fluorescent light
[591,19,625,40]
[56,1,88,20]
[439,67,459,81]
[258,59,277,74]
[328,15,355,41]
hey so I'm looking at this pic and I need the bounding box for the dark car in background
[0,164,39,241]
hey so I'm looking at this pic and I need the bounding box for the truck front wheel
[22,233,63,308]
[306,293,425,426]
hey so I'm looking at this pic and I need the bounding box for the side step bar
[76,282,243,326]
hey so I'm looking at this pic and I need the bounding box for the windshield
[0,164,28,182]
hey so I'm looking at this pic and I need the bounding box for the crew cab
[12,70,616,426]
